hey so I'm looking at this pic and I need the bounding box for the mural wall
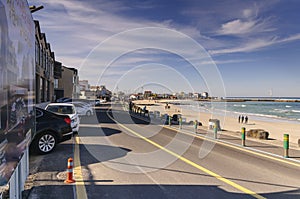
[0,0,35,185]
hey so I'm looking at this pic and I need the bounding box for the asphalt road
[25,103,300,199]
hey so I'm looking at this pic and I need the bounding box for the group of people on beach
[238,115,248,124]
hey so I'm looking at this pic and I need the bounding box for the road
[25,103,300,199]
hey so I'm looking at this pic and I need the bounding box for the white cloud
[215,2,276,36]
[209,33,300,55]
[217,17,275,36]
[219,19,256,35]
[243,9,254,18]
[201,59,253,65]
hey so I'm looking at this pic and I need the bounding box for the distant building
[193,93,201,99]
[57,66,80,99]
[79,80,94,99]
[80,90,96,99]
[79,80,90,91]
[90,86,98,91]
[202,92,209,99]
[144,90,152,99]
[129,94,137,100]
[95,85,112,101]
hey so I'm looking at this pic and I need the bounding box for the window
[46,105,75,114]
[54,79,58,89]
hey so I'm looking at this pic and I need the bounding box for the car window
[46,106,59,113]
[46,105,75,114]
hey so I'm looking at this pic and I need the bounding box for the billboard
[0,0,35,185]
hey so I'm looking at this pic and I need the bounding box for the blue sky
[28,0,300,97]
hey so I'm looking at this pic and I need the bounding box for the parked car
[69,101,94,117]
[87,99,100,107]
[55,97,72,103]
[31,107,73,154]
[45,103,80,133]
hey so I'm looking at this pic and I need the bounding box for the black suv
[31,107,73,154]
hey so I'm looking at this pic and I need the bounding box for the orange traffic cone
[64,158,76,183]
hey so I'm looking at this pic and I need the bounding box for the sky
[27,0,300,97]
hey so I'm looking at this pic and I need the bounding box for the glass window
[46,105,75,114]
[54,79,58,88]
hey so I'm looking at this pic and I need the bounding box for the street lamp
[30,5,44,13]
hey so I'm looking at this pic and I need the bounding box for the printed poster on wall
[0,0,35,186]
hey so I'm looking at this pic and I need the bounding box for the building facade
[57,66,80,99]
[34,20,55,103]
[53,61,63,100]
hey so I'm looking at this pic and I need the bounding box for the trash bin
[208,119,221,131]
[172,114,181,125]
[163,114,169,125]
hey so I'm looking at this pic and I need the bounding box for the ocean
[171,99,300,123]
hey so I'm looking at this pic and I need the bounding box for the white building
[79,80,90,91]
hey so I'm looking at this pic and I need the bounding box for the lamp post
[30,5,44,13]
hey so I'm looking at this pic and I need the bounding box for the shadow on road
[79,126,122,137]
[25,184,300,199]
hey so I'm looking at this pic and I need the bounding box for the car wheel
[32,132,57,154]
[86,110,92,117]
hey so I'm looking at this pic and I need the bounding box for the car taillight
[64,117,71,124]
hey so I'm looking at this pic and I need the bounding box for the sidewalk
[168,123,300,163]
[131,112,300,163]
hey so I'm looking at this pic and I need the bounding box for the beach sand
[133,99,300,145]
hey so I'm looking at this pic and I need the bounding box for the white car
[45,103,80,133]
[69,102,94,117]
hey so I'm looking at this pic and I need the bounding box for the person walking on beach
[241,115,244,123]
[245,116,248,124]
[238,115,241,123]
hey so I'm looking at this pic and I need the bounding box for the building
[34,20,55,103]
[143,90,152,99]
[202,92,209,99]
[95,85,112,101]
[56,66,80,99]
[79,80,90,91]
[78,80,96,99]
[193,93,201,99]
[35,21,82,102]
[53,61,63,100]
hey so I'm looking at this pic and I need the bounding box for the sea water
[172,99,300,123]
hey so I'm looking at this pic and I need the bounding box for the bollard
[194,120,198,133]
[168,115,171,126]
[64,158,76,184]
[241,127,246,146]
[179,117,182,129]
[214,125,217,139]
[283,134,289,158]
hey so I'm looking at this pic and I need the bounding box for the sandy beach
[133,99,300,145]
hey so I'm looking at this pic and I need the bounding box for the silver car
[45,103,80,133]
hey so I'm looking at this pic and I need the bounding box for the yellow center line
[73,135,88,199]
[109,114,266,199]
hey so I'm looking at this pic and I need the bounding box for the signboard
[0,0,35,186]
